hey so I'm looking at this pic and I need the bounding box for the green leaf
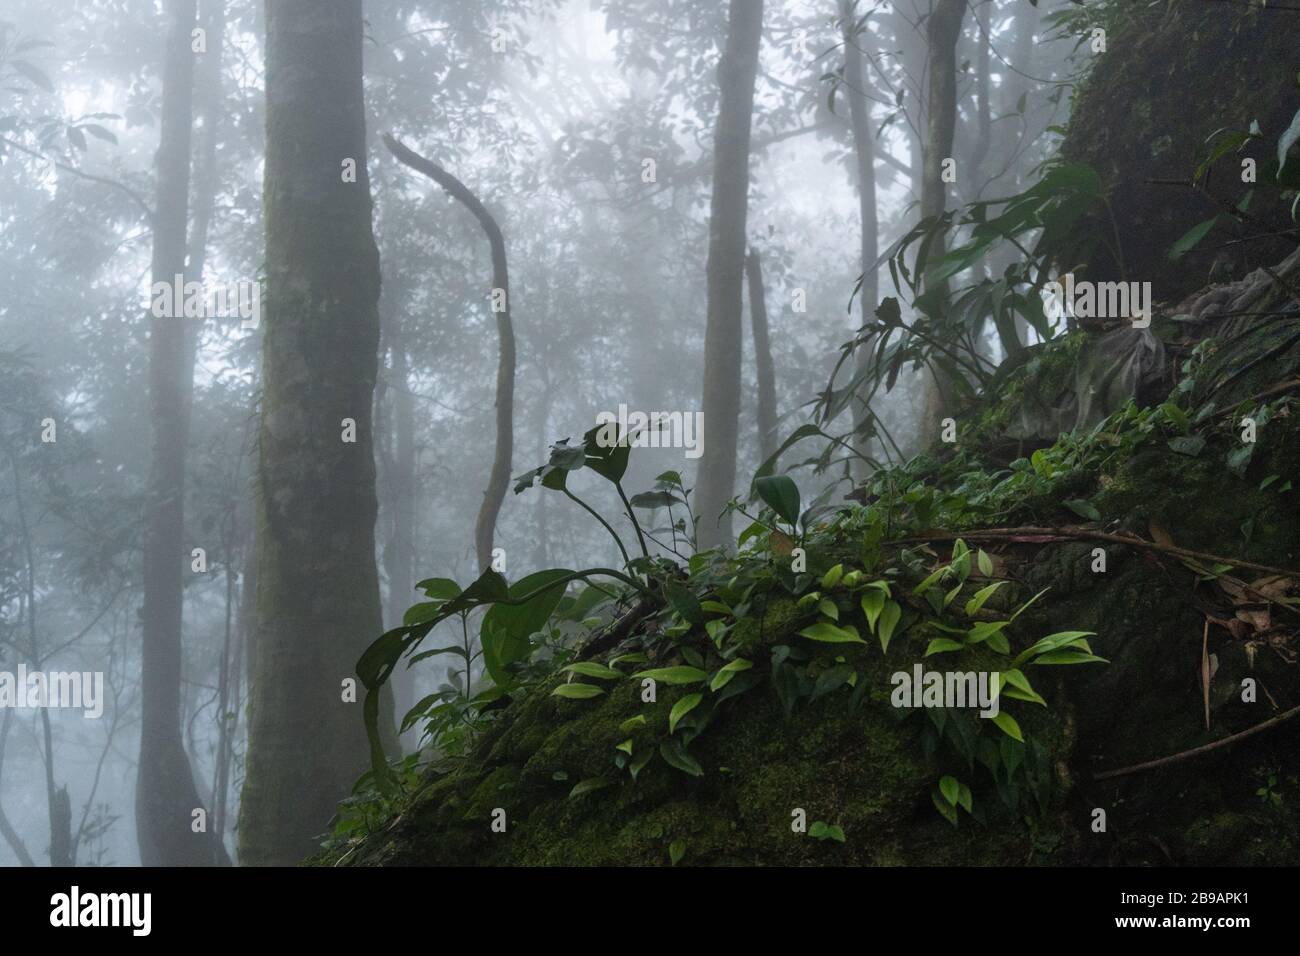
[669,693,703,733]
[1063,498,1100,522]
[480,568,574,686]
[1032,649,1109,665]
[932,789,958,826]
[669,840,686,866]
[964,581,1006,617]
[924,638,964,656]
[1168,215,1219,261]
[755,474,802,527]
[808,821,846,843]
[664,578,705,625]
[569,778,611,798]
[552,683,604,700]
[798,621,865,644]
[659,738,704,777]
[709,657,753,691]
[634,665,709,686]
[997,669,1046,706]
[820,564,844,589]
[861,589,885,631]
[991,711,1024,742]
[878,600,902,654]
[939,775,960,806]
[619,714,647,733]
[562,661,624,680]
[976,549,993,577]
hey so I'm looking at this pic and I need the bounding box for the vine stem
[891,526,1300,581]
[1094,703,1300,781]
[563,489,631,568]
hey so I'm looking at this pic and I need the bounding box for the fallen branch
[576,597,659,662]
[1094,702,1300,780]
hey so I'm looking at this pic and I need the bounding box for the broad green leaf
[552,683,604,700]
[481,569,575,685]
[924,638,964,656]
[991,711,1023,742]
[939,775,960,806]
[755,474,802,527]
[798,621,865,644]
[633,665,708,686]
[964,581,1006,616]
[669,840,686,866]
[709,657,753,692]
[669,693,703,733]
[878,600,901,654]
[562,661,623,680]
[861,589,885,631]
[659,738,704,777]
[1168,215,1219,261]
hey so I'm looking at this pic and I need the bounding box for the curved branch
[383,134,516,572]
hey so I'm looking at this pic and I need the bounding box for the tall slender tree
[839,0,881,476]
[137,0,228,867]
[917,0,967,439]
[745,248,777,464]
[694,0,763,552]
[239,0,384,866]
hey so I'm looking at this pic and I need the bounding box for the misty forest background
[0,0,1097,866]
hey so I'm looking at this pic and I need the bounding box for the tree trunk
[917,0,967,441]
[745,249,777,463]
[694,0,763,552]
[239,0,384,866]
[840,0,880,477]
[137,0,227,867]
[380,316,417,726]
[382,135,515,575]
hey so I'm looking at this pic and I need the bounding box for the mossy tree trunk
[239,0,384,866]
[694,0,763,551]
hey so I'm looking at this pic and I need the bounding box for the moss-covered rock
[1059,0,1300,301]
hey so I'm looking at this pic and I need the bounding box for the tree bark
[917,0,967,441]
[694,0,763,552]
[382,135,516,575]
[239,0,384,866]
[745,248,778,463]
[137,0,227,867]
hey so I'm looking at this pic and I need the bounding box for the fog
[0,0,1079,866]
